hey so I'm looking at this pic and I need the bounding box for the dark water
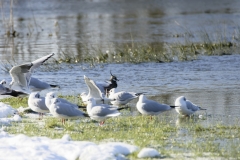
[1,0,240,61]
[0,0,240,118]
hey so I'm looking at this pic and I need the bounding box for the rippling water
[1,0,240,60]
[0,0,240,117]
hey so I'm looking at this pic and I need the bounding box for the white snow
[0,132,139,160]
[0,102,16,118]
[137,148,161,158]
[0,114,22,125]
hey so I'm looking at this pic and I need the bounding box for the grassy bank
[1,96,239,159]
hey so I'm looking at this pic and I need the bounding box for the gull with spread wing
[80,75,111,105]
[9,53,55,93]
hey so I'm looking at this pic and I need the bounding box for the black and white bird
[8,53,55,93]
[95,71,119,96]
[174,96,206,116]
[80,75,111,105]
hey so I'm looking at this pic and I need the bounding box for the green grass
[1,96,240,159]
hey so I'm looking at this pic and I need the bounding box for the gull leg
[61,119,65,125]
[99,121,105,126]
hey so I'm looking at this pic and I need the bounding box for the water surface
[0,0,240,118]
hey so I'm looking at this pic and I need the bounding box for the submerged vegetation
[53,26,240,65]
[56,36,238,65]
[1,96,240,159]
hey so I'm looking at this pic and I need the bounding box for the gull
[109,88,144,106]
[28,92,49,119]
[175,96,206,116]
[45,91,85,109]
[0,80,28,98]
[86,98,124,126]
[80,75,111,105]
[49,98,89,124]
[95,71,119,95]
[29,77,60,92]
[9,53,55,93]
[136,95,175,118]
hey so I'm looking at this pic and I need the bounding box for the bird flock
[0,53,206,126]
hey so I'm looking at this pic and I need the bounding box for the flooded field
[0,0,240,159]
[0,0,239,119]
[1,0,240,60]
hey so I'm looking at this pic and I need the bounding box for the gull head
[51,98,59,105]
[46,91,57,99]
[80,92,87,98]
[138,94,147,102]
[87,98,96,104]
[0,79,6,85]
[175,96,186,107]
[30,92,40,98]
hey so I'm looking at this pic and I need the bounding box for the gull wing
[116,92,136,101]
[9,63,33,89]
[186,100,200,112]
[9,53,54,91]
[29,53,54,72]
[142,99,171,113]
[55,102,84,117]
[91,106,120,117]
[84,75,103,99]
[26,53,55,83]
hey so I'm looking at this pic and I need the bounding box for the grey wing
[29,77,50,89]
[95,82,106,94]
[91,106,118,117]
[96,80,110,90]
[59,98,78,108]
[55,103,84,117]
[27,53,55,83]
[35,97,49,111]
[117,92,136,101]
[84,75,103,99]
[142,100,171,112]
[10,64,33,88]
[186,100,199,111]
[30,53,54,72]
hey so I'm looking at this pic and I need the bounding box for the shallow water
[1,0,240,60]
[0,1,240,118]
[1,54,240,118]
